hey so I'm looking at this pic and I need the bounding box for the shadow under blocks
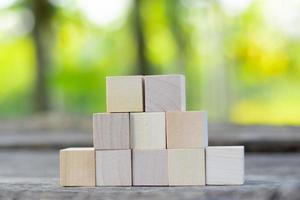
[59,75,245,187]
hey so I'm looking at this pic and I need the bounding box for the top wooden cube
[106,76,144,112]
[144,75,186,112]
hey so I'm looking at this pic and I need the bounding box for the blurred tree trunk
[30,0,54,112]
[132,0,150,75]
[199,5,232,122]
[167,0,186,74]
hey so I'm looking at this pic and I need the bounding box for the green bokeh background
[1,0,300,125]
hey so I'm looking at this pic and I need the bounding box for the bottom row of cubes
[60,147,244,187]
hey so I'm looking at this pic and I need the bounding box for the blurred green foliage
[1,0,300,125]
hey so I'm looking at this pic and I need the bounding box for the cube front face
[60,148,96,187]
[144,75,186,112]
[166,111,208,149]
[96,150,132,186]
[206,146,244,185]
[106,76,144,112]
[168,149,205,186]
[93,113,129,150]
[132,150,168,186]
[130,112,166,149]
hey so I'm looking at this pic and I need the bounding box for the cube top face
[130,112,166,149]
[93,113,129,150]
[166,111,208,149]
[144,75,186,112]
[96,150,132,186]
[60,148,95,187]
[61,147,95,152]
[168,149,205,186]
[132,149,168,186]
[106,76,144,112]
[206,146,244,185]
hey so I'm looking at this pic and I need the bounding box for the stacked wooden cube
[60,75,244,187]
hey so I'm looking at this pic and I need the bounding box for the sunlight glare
[219,0,252,16]
[0,9,34,39]
[264,0,300,38]
[0,0,18,10]
[77,0,132,27]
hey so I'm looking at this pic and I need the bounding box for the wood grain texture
[206,146,244,185]
[93,113,129,150]
[166,111,208,148]
[96,150,132,186]
[106,76,144,112]
[60,148,95,187]
[168,149,205,186]
[144,75,186,112]
[130,112,166,149]
[132,149,168,186]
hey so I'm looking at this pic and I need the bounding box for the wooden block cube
[168,149,205,186]
[144,75,186,112]
[130,112,166,149]
[93,113,129,150]
[132,150,168,186]
[106,76,144,112]
[60,148,95,187]
[166,111,208,148]
[206,146,244,185]
[96,150,132,186]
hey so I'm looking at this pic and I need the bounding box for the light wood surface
[93,113,129,150]
[168,149,205,186]
[166,111,208,148]
[130,112,166,149]
[60,148,95,187]
[106,76,144,112]
[132,149,168,186]
[144,75,186,112]
[96,150,132,186]
[206,146,244,185]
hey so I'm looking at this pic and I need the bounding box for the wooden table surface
[0,150,299,200]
